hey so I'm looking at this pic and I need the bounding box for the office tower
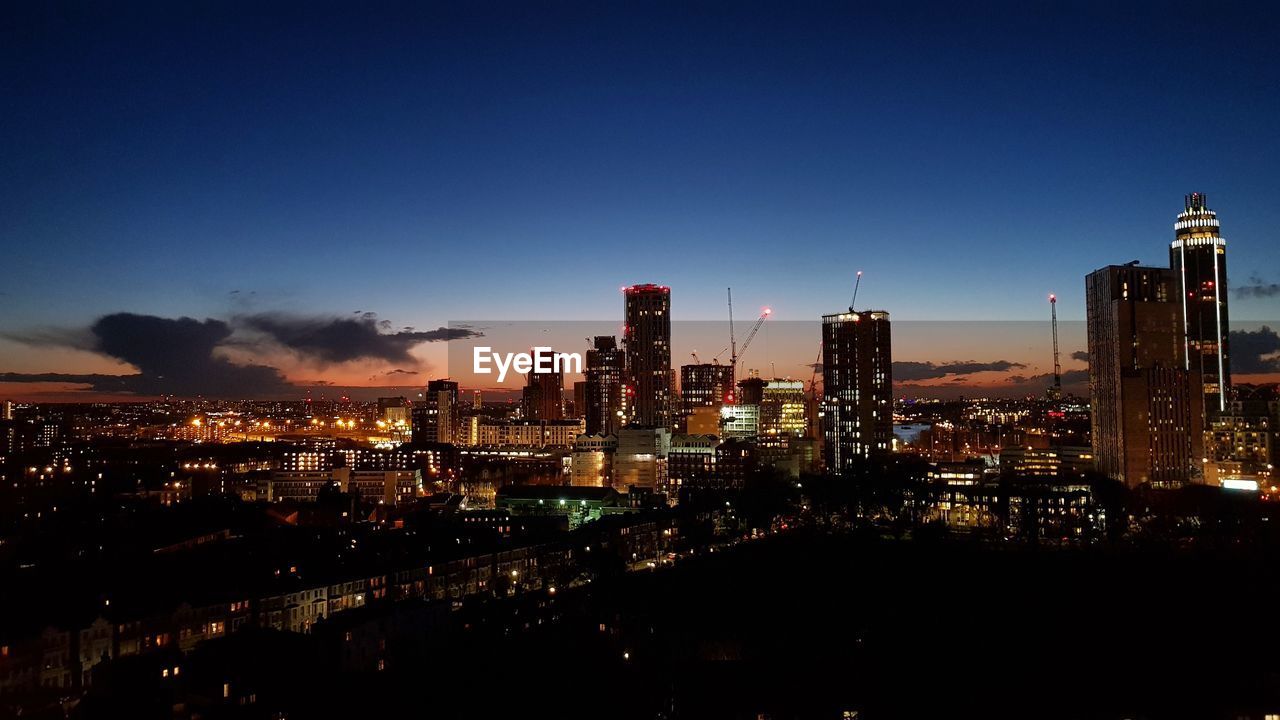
[679,363,734,423]
[473,390,483,409]
[760,379,811,473]
[1086,265,1203,488]
[412,379,459,444]
[584,336,626,436]
[522,350,564,421]
[1170,192,1231,416]
[623,284,672,429]
[821,309,892,472]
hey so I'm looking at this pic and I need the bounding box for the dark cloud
[1070,350,1089,363]
[236,313,483,365]
[1230,326,1280,374]
[1235,275,1280,299]
[892,360,1026,382]
[1004,369,1089,386]
[3,313,291,397]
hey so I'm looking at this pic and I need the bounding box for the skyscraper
[412,379,459,445]
[624,284,672,429]
[1086,265,1203,488]
[1170,192,1231,416]
[584,335,626,436]
[821,309,892,472]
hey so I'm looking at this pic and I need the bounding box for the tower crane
[849,270,864,311]
[726,287,771,394]
[1048,293,1062,400]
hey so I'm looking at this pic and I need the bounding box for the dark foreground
[75,531,1280,719]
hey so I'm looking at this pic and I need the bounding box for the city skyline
[4,3,1280,402]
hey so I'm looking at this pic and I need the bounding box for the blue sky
[2,1,1279,396]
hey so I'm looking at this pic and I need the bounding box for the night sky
[3,1,1279,399]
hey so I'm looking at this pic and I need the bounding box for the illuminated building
[377,397,410,425]
[473,418,585,448]
[679,363,734,430]
[570,434,617,487]
[821,309,893,472]
[1207,389,1276,484]
[713,438,760,490]
[412,379,458,445]
[998,446,1094,478]
[1086,265,1203,488]
[760,379,808,440]
[719,403,759,439]
[685,406,721,435]
[584,336,626,436]
[495,485,624,530]
[266,468,422,504]
[1170,192,1231,416]
[666,434,717,491]
[623,284,672,429]
[613,426,670,490]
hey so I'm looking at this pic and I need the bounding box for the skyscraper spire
[1171,191,1230,415]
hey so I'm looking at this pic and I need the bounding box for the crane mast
[1049,293,1062,400]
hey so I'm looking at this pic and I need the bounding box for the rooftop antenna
[849,271,864,311]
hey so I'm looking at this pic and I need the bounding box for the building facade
[584,336,626,436]
[623,285,673,429]
[821,309,893,472]
[1086,265,1203,488]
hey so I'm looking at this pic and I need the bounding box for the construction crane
[1048,293,1062,400]
[690,351,700,364]
[849,270,864,311]
[807,343,822,398]
[727,288,737,382]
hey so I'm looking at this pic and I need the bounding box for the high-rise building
[821,309,892,472]
[623,284,672,429]
[522,349,564,421]
[1086,265,1203,488]
[584,336,626,435]
[1170,192,1231,416]
[679,363,734,425]
[412,379,459,445]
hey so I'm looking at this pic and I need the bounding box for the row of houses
[0,513,675,697]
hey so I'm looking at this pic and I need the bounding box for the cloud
[1070,350,1089,363]
[236,313,482,365]
[368,368,421,382]
[1234,275,1280,299]
[3,313,291,397]
[892,360,1026,382]
[1003,369,1089,387]
[1230,326,1280,374]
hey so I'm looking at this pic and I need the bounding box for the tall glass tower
[1170,192,1230,416]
